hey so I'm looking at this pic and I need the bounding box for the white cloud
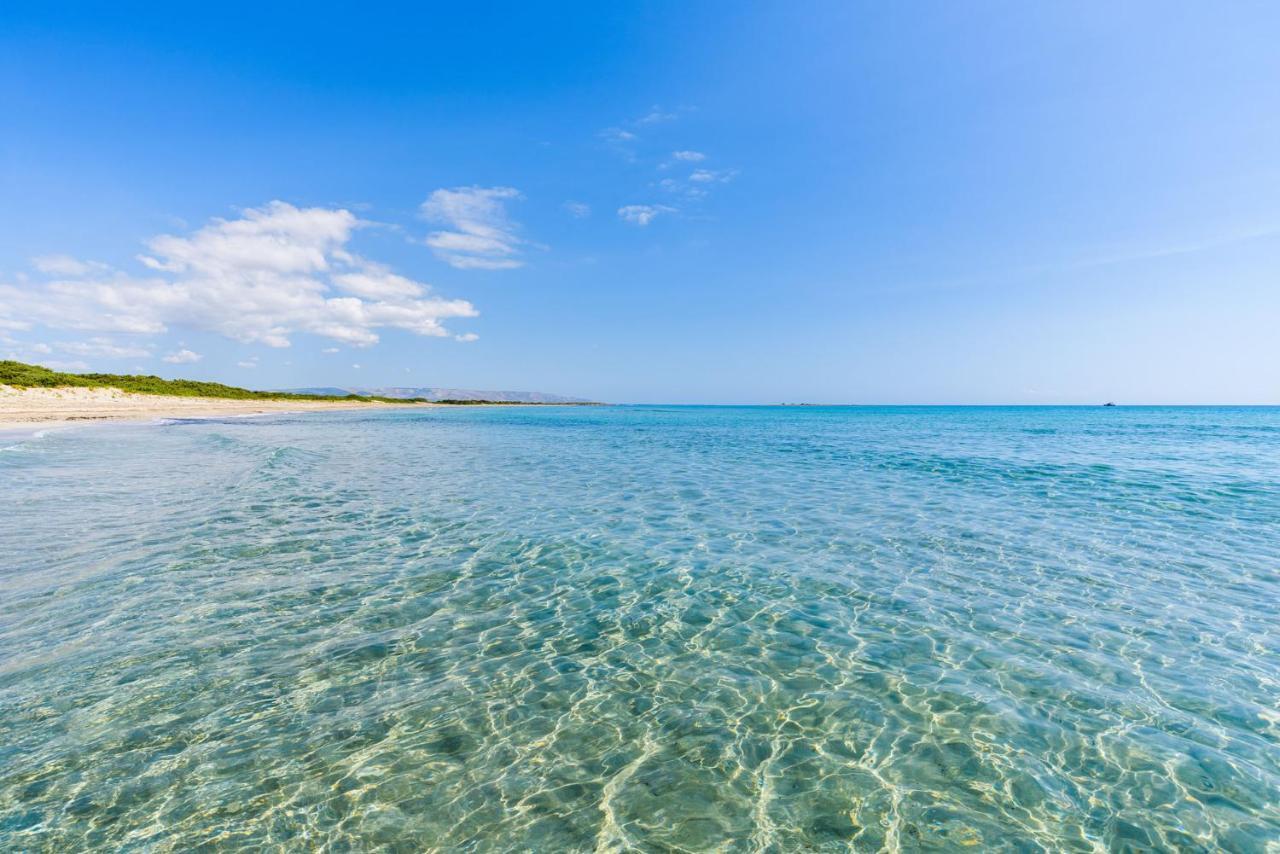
[652,166,737,203]
[351,363,361,369]
[31,342,52,354]
[600,108,687,164]
[421,187,525,270]
[689,168,737,184]
[237,358,257,368]
[618,205,675,226]
[0,201,479,350]
[636,108,677,126]
[672,150,705,162]
[599,128,640,163]
[31,255,109,276]
[455,332,480,342]
[563,201,591,219]
[600,127,637,144]
[331,263,423,299]
[58,337,152,359]
[163,348,202,364]
[322,347,339,354]
[43,359,90,372]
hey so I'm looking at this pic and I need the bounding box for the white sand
[0,385,431,433]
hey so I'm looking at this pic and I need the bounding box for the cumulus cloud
[421,187,525,270]
[618,204,675,226]
[672,150,705,162]
[163,348,202,364]
[0,201,478,350]
[331,263,424,300]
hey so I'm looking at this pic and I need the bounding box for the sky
[2,1,1279,404]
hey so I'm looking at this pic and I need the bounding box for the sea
[1,405,1277,851]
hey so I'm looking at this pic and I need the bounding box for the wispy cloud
[653,167,737,203]
[635,107,678,126]
[689,168,738,184]
[455,332,480,342]
[671,150,705,162]
[421,186,526,270]
[599,127,640,162]
[162,348,202,364]
[31,255,109,277]
[0,201,479,350]
[600,127,637,144]
[599,106,689,162]
[563,201,592,219]
[618,205,676,226]
[58,337,152,359]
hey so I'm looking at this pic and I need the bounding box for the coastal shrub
[0,360,427,404]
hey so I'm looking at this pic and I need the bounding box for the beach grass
[0,360,428,404]
[0,360,599,406]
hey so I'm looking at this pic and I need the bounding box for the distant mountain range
[282,386,593,404]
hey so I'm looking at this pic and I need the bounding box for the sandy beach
[0,385,430,433]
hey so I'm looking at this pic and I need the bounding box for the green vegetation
[0,360,604,405]
[0,360,427,404]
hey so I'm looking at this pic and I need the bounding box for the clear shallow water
[1,406,1277,852]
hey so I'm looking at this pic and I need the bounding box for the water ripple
[1,406,1278,851]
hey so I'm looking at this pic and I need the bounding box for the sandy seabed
[0,385,429,433]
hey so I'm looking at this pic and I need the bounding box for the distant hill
[284,386,593,404]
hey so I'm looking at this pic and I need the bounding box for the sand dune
[0,385,430,433]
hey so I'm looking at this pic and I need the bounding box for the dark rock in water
[1103,402,1117,406]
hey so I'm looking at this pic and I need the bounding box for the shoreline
[0,385,435,434]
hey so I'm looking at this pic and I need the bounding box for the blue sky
[2,1,1278,403]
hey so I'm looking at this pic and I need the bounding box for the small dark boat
[1103,402,1116,407]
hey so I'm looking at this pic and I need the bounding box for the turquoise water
[1,406,1278,851]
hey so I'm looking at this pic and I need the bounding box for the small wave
[159,412,280,427]
[0,424,70,447]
